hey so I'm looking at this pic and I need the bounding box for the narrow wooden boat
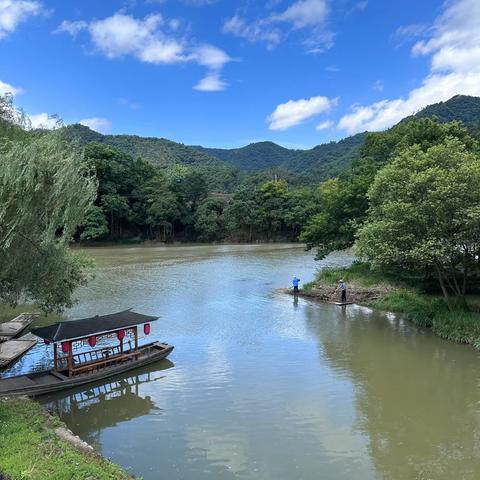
[0,333,37,369]
[0,310,174,397]
[0,313,39,343]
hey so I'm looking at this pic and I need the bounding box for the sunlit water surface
[4,244,480,480]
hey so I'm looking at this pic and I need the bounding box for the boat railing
[57,341,136,373]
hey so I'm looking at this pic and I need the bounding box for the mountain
[63,124,242,192]
[411,95,480,127]
[64,124,226,168]
[62,95,480,190]
[192,133,367,179]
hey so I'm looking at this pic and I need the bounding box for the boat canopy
[31,310,158,343]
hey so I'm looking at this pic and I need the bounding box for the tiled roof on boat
[31,310,158,342]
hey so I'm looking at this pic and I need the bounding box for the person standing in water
[338,279,347,303]
[292,276,301,296]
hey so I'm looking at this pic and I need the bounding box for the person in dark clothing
[339,279,347,303]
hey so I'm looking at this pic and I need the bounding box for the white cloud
[316,119,333,130]
[0,79,22,95]
[54,19,87,36]
[57,12,231,91]
[79,117,111,133]
[0,0,43,39]
[267,95,337,130]
[223,0,331,51]
[223,15,282,49]
[194,73,226,92]
[338,0,480,134]
[274,0,329,29]
[28,113,61,130]
[372,80,384,92]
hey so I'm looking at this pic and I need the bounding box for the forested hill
[63,124,242,192]
[191,133,367,175]
[64,124,224,168]
[62,95,480,190]
[410,95,480,127]
[63,124,367,186]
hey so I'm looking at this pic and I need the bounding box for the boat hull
[0,341,174,397]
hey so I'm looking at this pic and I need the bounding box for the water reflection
[43,360,174,449]
[304,304,480,480]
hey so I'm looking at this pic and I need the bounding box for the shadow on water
[41,359,175,449]
[303,302,480,480]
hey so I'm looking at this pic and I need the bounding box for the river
[5,244,480,479]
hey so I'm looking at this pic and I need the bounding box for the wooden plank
[0,313,39,343]
[0,338,37,368]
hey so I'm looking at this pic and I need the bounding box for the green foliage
[79,205,109,241]
[64,124,241,192]
[357,138,480,299]
[409,94,480,128]
[194,197,227,242]
[0,132,96,312]
[0,397,130,480]
[194,133,367,183]
[302,117,478,260]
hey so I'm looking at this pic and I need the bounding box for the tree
[194,197,226,242]
[79,206,109,241]
[301,118,478,260]
[356,138,480,304]
[144,175,182,241]
[224,187,262,242]
[0,132,97,311]
[257,180,288,239]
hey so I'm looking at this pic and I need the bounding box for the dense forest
[2,94,480,251]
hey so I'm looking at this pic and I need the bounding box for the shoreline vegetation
[291,262,480,350]
[0,308,131,480]
[0,397,132,480]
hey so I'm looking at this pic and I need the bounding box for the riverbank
[297,262,480,350]
[0,397,132,480]
[0,307,132,480]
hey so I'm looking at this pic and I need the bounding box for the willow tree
[356,138,480,304]
[0,132,97,312]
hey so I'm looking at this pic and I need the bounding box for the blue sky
[1,0,479,148]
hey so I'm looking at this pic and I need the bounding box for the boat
[0,333,37,369]
[0,313,39,342]
[0,310,174,397]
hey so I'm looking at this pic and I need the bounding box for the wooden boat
[0,333,37,369]
[0,313,39,343]
[0,310,174,397]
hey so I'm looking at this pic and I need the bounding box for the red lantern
[44,339,50,345]
[88,336,97,347]
[117,329,125,341]
[61,341,71,353]
[144,323,151,335]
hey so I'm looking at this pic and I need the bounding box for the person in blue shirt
[292,276,301,295]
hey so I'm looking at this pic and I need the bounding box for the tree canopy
[0,131,97,311]
[356,138,480,302]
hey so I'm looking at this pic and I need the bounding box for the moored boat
[0,310,174,397]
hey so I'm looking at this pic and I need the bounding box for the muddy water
[6,244,480,480]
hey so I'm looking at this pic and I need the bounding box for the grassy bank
[0,397,131,480]
[305,262,480,350]
[0,304,62,326]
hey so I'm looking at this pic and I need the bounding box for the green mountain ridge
[62,95,480,190]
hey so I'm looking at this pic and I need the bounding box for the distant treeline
[79,142,319,243]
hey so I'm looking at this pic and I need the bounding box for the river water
[5,244,480,479]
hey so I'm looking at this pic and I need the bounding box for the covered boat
[0,310,174,397]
